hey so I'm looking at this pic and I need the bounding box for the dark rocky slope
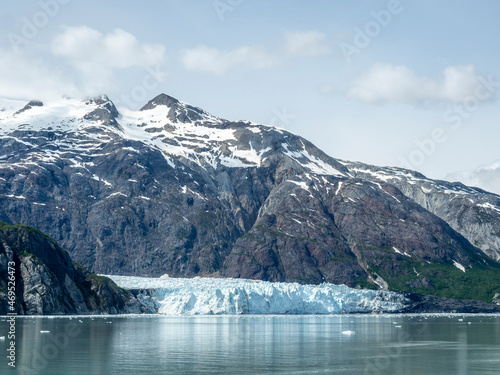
[0,222,152,315]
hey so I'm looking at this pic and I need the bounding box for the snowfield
[104,275,410,315]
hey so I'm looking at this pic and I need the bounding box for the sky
[1,0,499,190]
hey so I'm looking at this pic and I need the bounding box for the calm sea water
[1,314,499,374]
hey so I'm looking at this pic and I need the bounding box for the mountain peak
[139,93,222,125]
[13,99,44,116]
[84,94,113,106]
[82,95,120,128]
[140,93,180,111]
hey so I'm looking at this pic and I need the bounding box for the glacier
[104,275,410,315]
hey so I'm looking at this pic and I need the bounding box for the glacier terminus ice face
[104,276,410,315]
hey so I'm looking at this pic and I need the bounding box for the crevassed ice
[104,275,409,315]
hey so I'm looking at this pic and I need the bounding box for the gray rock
[0,223,154,315]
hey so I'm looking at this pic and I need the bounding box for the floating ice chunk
[341,330,355,335]
[40,331,50,334]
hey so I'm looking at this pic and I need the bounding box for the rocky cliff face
[346,162,500,261]
[0,222,152,315]
[0,94,499,304]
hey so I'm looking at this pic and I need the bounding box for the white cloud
[0,47,78,101]
[179,30,333,75]
[180,45,278,75]
[446,161,500,195]
[348,63,482,104]
[51,26,165,94]
[285,31,331,57]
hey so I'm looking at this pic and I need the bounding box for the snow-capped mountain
[0,94,347,174]
[1,93,499,304]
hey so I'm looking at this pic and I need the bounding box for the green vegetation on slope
[367,255,500,303]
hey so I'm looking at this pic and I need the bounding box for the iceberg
[104,275,409,315]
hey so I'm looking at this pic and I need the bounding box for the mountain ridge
[0,93,499,304]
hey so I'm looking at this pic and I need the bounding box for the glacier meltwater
[104,275,409,315]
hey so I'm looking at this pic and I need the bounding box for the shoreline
[3,312,500,319]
